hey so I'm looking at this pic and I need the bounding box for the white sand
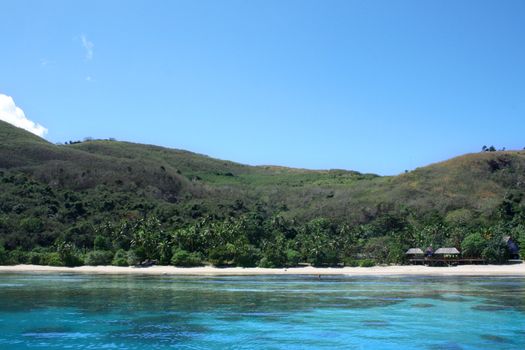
[0,264,523,276]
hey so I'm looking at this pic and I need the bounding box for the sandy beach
[0,263,523,276]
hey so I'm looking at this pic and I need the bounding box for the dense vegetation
[0,120,524,267]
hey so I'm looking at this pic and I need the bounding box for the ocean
[0,273,524,349]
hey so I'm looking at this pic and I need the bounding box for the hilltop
[0,120,524,267]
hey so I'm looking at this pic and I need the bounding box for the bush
[56,242,83,267]
[233,244,259,267]
[461,233,486,258]
[127,250,141,266]
[386,241,406,264]
[28,251,44,265]
[258,257,272,268]
[343,258,359,267]
[171,249,203,267]
[286,249,300,267]
[93,235,110,250]
[482,236,508,264]
[0,245,8,265]
[112,249,129,266]
[19,217,43,233]
[363,237,389,263]
[62,253,83,267]
[26,247,51,265]
[259,247,286,268]
[84,250,114,266]
[43,252,64,266]
[359,259,375,267]
[208,245,235,266]
[311,252,339,267]
[7,249,29,264]
[512,226,525,259]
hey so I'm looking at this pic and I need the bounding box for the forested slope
[1,120,524,267]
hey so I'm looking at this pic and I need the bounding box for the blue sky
[1,0,524,175]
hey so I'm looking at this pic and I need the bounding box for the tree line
[1,208,523,268]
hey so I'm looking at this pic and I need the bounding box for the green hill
[1,120,524,266]
[67,136,525,224]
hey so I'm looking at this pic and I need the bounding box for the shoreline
[0,263,523,276]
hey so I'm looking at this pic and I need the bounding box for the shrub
[258,257,272,268]
[127,250,141,266]
[26,247,51,265]
[171,249,203,267]
[111,249,129,266]
[363,237,390,263]
[461,233,486,258]
[259,247,286,268]
[512,226,525,259]
[343,258,359,267]
[359,259,375,267]
[19,217,43,233]
[233,244,259,267]
[84,250,114,266]
[386,243,406,264]
[56,241,83,267]
[208,245,235,266]
[63,253,83,267]
[7,249,29,264]
[43,252,64,266]
[482,236,508,264]
[93,235,110,250]
[0,245,8,265]
[28,251,44,265]
[311,252,339,267]
[286,249,300,267]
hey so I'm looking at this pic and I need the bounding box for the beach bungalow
[434,247,460,265]
[406,248,425,264]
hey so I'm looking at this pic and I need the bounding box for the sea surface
[0,273,523,349]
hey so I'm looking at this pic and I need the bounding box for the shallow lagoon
[0,274,524,349]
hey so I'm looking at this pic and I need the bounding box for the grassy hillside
[2,119,525,222]
[0,120,195,201]
[1,120,524,267]
[67,135,525,223]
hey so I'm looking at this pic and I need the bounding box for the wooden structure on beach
[406,247,486,265]
[405,248,424,264]
[406,248,424,256]
[432,247,460,265]
[406,248,426,264]
[434,247,460,256]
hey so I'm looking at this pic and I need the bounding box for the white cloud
[81,34,94,61]
[0,94,48,137]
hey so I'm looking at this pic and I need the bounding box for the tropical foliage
[0,120,524,267]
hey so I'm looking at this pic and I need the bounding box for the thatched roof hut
[405,248,424,255]
[434,247,460,255]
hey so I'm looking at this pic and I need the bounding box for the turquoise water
[0,274,524,349]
